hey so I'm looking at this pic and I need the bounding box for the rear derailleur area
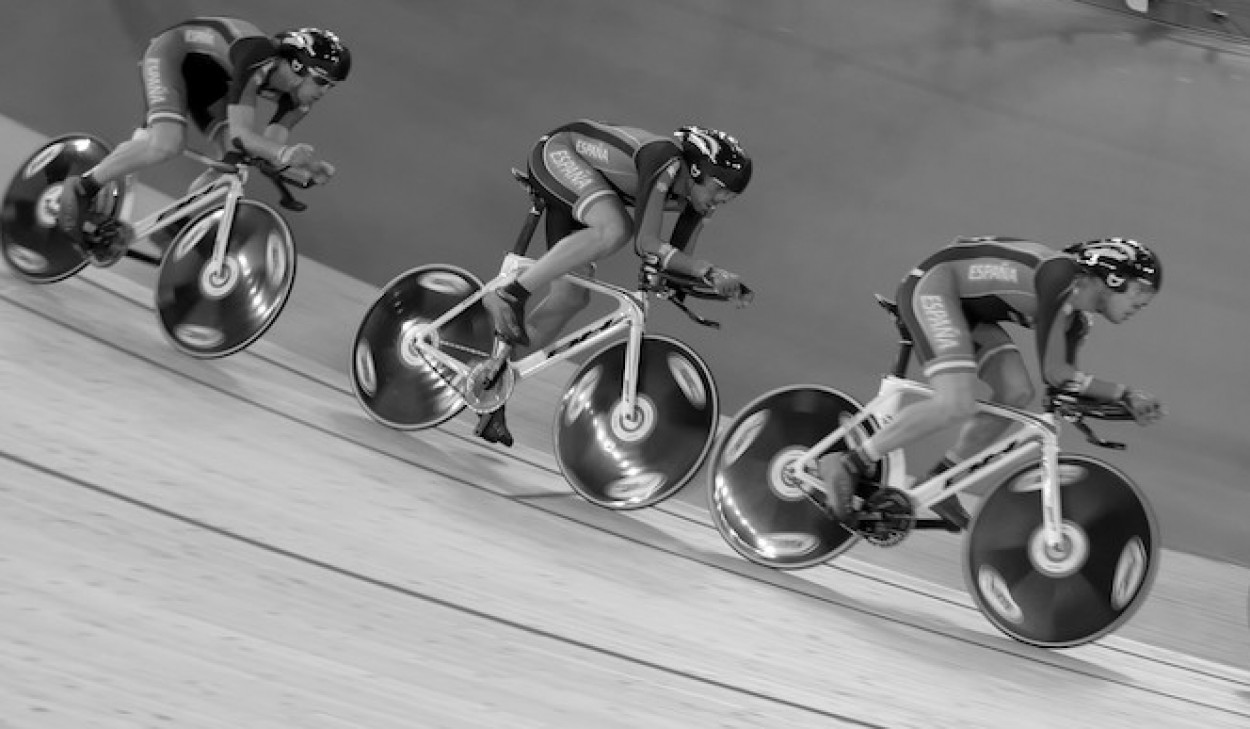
[850,486,915,548]
[78,216,133,267]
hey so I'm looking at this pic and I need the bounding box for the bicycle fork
[205,175,247,279]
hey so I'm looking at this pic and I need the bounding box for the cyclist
[57,17,349,264]
[815,236,1165,530]
[475,120,754,447]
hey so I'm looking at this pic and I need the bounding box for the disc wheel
[1,134,129,283]
[707,385,886,569]
[155,200,296,358]
[554,335,717,509]
[965,454,1159,647]
[351,264,491,429]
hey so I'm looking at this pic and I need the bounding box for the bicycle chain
[410,331,510,411]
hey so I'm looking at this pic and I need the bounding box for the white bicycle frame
[126,149,250,277]
[412,252,653,415]
[789,374,1070,550]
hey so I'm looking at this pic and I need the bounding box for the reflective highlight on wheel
[707,385,880,569]
[155,200,296,358]
[1,135,130,283]
[965,454,1159,647]
[350,265,490,430]
[555,335,717,509]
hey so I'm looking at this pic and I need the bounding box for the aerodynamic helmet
[1063,238,1162,292]
[275,28,351,83]
[674,125,752,194]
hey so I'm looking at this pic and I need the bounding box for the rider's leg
[59,33,193,234]
[522,195,630,350]
[475,200,629,447]
[522,266,594,353]
[815,370,981,523]
[815,264,981,523]
[861,370,982,457]
[516,198,630,294]
[88,121,187,186]
[939,332,1035,472]
[923,326,1033,529]
[186,118,230,194]
[58,121,186,234]
[482,195,630,346]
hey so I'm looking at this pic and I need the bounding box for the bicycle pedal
[798,484,860,530]
[463,354,516,413]
[80,217,132,267]
[474,409,514,448]
[855,487,914,546]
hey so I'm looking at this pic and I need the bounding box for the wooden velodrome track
[1,120,1248,727]
[2,0,1250,725]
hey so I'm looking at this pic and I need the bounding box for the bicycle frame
[411,252,652,415]
[128,165,248,277]
[789,375,1070,550]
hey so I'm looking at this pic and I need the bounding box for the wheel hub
[768,447,813,501]
[35,184,62,228]
[199,259,239,298]
[398,319,440,368]
[1028,520,1090,577]
[610,396,656,442]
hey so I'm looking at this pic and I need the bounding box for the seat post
[509,168,546,255]
[510,197,545,255]
[874,294,914,378]
[889,336,914,379]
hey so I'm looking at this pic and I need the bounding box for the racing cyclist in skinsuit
[56,17,349,264]
[814,236,1165,530]
[476,120,754,447]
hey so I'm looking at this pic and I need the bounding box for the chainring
[856,487,915,547]
[460,356,517,413]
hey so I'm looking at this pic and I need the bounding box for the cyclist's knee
[981,351,1034,408]
[546,279,591,311]
[586,223,630,257]
[143,122,186,162]
[582,204,632,256]
[994,378,1035,409]
[930,374,980,423]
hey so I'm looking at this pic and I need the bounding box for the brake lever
[270,175,306,212]
[1071,418,1126,450]
[1057,407,1126,449]
[668,296,722,328]
[247,158,314,212]
[1049,393,1129,449]
[266,166,313,212]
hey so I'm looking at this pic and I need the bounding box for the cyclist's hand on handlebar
[277,142,316,169]
[1121,388,1164,425]
[307,159,336,185]
[704,266,748,302]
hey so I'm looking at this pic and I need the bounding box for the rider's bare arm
[655,214,713,278]
[226,104,288,165]
[224,39,314,167]
[628,151,715,278]
[631,155,691,267]
[1034,258,1124,401]
[263,123,290,144]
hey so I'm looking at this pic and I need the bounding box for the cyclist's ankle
[498,279,531,307]
[843,447,876,476]
[926,454,960,479]
[78,171,103,200]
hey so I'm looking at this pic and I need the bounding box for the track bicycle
[708,295,1158,647]
[1,132,313,358]
[351,168,747,509]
